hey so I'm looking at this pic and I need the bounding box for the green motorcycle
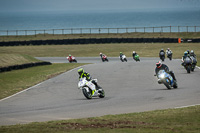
[133,54,140,62]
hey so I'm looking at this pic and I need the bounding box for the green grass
[0,43,199,65]
[0,63,86,100]
[0,105,199,133]
[0,54,41,67]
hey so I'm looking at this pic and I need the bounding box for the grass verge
[0,54,41,68]
[0,63,86,100]
[0,105,199,133]
[0,43,199,65]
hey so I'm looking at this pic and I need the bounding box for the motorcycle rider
[166,48,172,57]
[119,52,124,60]
[78,68,101,90]
[67,54,74,62]
[181,51,192,66]
[132,51,137,59]
[159,49,165,60]
[100,52,107,61]
[155,61,177,84]
[190,50,196,58]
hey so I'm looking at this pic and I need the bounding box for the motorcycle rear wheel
[187,66,191,73]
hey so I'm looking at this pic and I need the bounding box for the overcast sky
[0,0,200,12]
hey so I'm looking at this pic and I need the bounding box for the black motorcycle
[160,52,165,61]
[184,57,192,73]
[190,56,197,72]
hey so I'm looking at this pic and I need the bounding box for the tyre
[173,81,178,88]
[162,57,165,62]
[125,58,127,62]
[98,89,105,98]
[187,66,191,73]
[163,81,171,89]
[82,88,92,99]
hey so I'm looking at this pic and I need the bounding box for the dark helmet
[156,61,162,68]
[184,51,188,56]
[187,50,190,54]
[78,68,84,75]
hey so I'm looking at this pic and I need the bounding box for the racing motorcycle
[190,56,197,72]
[66,56,77,63]
[133,54,140,62]
[119,55,127,62]
[167,51,172,60]
[159,52,165,61]
[183,57,192,73]
[156,70,178,89]
[78,77,105,99]
[101,55,109,62]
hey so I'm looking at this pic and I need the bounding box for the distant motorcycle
[183,57,192,73]
[190,56,197,72]
[67,56,77,63]
[120,55,127,62]
[101,55,109,62]
[160,52,165,61]
[167,51,172,60]
[156,70,178,89]
[78,77,105,99]
[133,54,140,62]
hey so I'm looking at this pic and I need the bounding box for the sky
[0,0,200,12]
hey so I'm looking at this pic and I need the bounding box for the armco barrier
[0,38,200,46]
[0,62,52,73]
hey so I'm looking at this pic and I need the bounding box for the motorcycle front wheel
[98,89,105,98]
[163,81,172,89]
[82,88,92,99]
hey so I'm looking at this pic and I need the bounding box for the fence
[0,26,200,36]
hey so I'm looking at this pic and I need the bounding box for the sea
[0,8,200,35]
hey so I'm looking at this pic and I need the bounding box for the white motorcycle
[119,55,127,62]
[78,77,105,99]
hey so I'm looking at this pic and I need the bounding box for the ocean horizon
[0,8,200,35]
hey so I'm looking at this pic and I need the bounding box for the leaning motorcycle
[183,57,192,73]
[120,55,127,62]
[160,52,165,61]
[101,55,109,62]
[156,70,178,89]
[167,51,172,60]
[190,56,197,72]
[67,56,77,63]
[133,54,140,62]
[78,77,105,99]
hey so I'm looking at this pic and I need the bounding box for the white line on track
[0,65,86,102]
[174,104,200,109]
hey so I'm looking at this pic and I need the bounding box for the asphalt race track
[0,57,200,125]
